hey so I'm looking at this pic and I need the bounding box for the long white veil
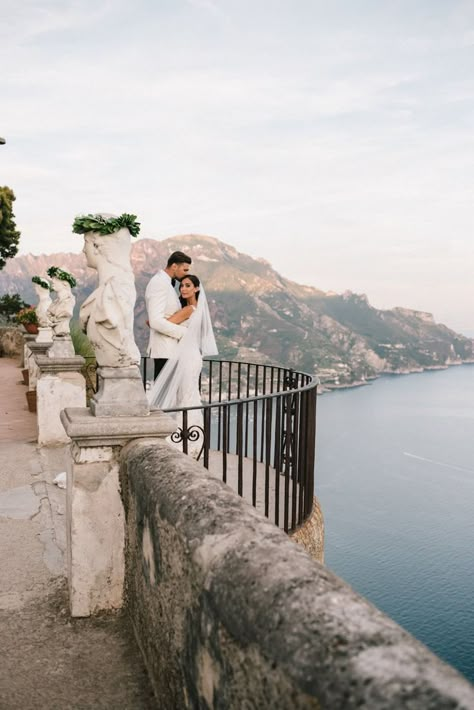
[147,283,218,410]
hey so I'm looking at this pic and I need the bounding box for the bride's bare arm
[167,305,195,324]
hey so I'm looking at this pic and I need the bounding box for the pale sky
[1,0,473,334]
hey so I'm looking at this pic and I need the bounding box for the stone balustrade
[120,439,474,710]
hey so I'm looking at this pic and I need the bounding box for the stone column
[27,340,53,391]
[36,325,54,344]
[36,355,86,446]
[22,333,36,368]
[48,335,75,359]
[90,365,149,416]
[61,408,174,617]
[61,212,173,617]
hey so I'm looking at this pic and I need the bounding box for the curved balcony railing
[83,357,318,533]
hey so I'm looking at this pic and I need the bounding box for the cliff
[1,235,472,387]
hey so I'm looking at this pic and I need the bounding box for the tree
[0,293,29,322]
[0,187,21,270]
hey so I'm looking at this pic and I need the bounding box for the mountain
[1,235,472,387]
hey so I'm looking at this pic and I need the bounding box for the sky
[1,0,473,334]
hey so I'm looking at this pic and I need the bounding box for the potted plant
[26,389,37,413]
[15,306,39,334]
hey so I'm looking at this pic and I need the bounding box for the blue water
[315,365,474,682]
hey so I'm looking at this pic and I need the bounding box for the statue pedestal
[28,340,53,391]
[36,355,85,446]
[37,326,53,343]
[90,365,149,417]
[22,334,36,369]
[60,407,175,617]
[49,335,75,358]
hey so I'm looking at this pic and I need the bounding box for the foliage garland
[32,275,51,290]
[72,213,141,238]
[46,266,77,288]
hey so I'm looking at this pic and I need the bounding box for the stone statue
[46,267,76,337]
[77,214,141,368]
[32,276,52,327]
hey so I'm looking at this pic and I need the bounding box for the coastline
[317,359,474,395]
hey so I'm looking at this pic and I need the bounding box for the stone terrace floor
[0,357,156,709]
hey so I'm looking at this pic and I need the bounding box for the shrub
[70,321,96,358]
[0,294,29,322]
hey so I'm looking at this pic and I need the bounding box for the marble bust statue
[46,267,76,338]
[32,276,52,327]
[78,214,141,368]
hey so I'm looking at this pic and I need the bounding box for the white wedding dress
[147,285,218,458]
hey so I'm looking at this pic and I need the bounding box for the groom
[145,250,192,378]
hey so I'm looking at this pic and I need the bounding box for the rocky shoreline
[318,358,474,394]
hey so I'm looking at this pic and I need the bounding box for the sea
[315,364,474,683]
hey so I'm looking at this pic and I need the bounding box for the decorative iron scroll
[170,425,205,460]
[283,369,299,391]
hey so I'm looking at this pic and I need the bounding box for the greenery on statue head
[72,213,141,238]
[47,266,77,288]
[32,275,51,290]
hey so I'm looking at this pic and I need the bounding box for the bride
[147,274,218,457]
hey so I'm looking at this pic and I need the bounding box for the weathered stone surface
[36,358,86,446]
[63,409,175,618]
[290,496,324,563]
[33,280,52,327]
[36,354,85,373]
[47,276,75,338]
[90,365,149,417]
[0,585,156,709]
[0,367,154,709]
[36,325,53,343]
[61,407,175,447]
[66,444,125,617]
[27,340,52,391]
[80,222,141,368]
[22,334,36,369]
[48,335,75,358]
[121,441,474,709]
[0,326,23,358]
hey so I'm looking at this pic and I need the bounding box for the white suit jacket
[145,270,186,358]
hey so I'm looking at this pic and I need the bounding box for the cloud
[1,0,473,332]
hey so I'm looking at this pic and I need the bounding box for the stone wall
[0,326,23,358]
[290,496,324,563]
[121,440,474,710]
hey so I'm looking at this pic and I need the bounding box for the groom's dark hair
[167,251,191,267]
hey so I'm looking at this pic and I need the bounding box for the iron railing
[84,357,318,533]
[143,358,318,532]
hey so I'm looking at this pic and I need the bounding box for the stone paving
[208,450,301,530]
[0,357,156,709]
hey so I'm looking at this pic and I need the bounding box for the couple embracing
[145,251,218,454]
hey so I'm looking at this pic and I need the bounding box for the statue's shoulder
[81,289,97,308]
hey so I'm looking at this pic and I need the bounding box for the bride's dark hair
[179,274,201,307]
